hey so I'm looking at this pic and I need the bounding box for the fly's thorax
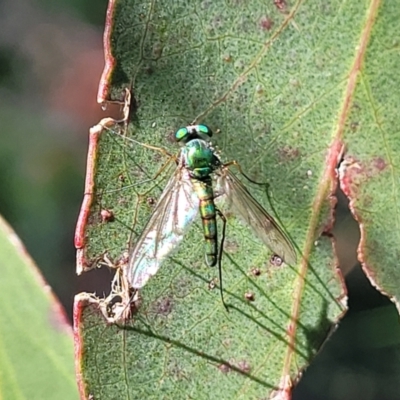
[181,138,220,179]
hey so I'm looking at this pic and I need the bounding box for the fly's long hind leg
[222,160,276,218]
[106,121,175,159]
[112,155,176,192]
[222,161,294,258]
[223,160,269,189]
[216,207,229,312]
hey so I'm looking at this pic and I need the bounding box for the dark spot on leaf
[270,254,283,266]
[156,297,173,316]
[118,173,125,182]
[372,157,387,171]
[260,16,273,31]
[218,363,231,373]
[278,145,300,161]
[100,209,115,222]
[147,197,156,207]
[255,84,264,95]
[251,267,261,276]
[208,278,217,290]
[244,292,255,301]
[274,0,287,11]
[223,54,232,62]
[236,360,252,373]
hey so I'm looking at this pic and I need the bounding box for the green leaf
[73,0,400,398]
[0,215,77,400]
[338,1,400,310]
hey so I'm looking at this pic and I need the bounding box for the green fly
[124,125,296,304]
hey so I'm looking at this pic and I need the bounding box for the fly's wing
[125,168,199,288]
[215,169,297,265]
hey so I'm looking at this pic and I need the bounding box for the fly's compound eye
[175,124,213,143]
[197,124,213,139]
[175,127,190,143]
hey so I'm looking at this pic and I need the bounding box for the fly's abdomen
[192,178,218,267]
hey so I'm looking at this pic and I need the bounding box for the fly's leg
[216,208,229,312]
[104,155,176,195]
[223,160,289,239]
[223,160,269,189]
[100,89,177,186]
[100,88,175,168]
[99,88,174,158]
[105,121,175,159]
[222,159,277,217]
[100,117,177,196]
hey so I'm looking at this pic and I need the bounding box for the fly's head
[175,124,213,145]
[175,124,222,177]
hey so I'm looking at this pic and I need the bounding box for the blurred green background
[0,1,398,399]
[0,0,115,313]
